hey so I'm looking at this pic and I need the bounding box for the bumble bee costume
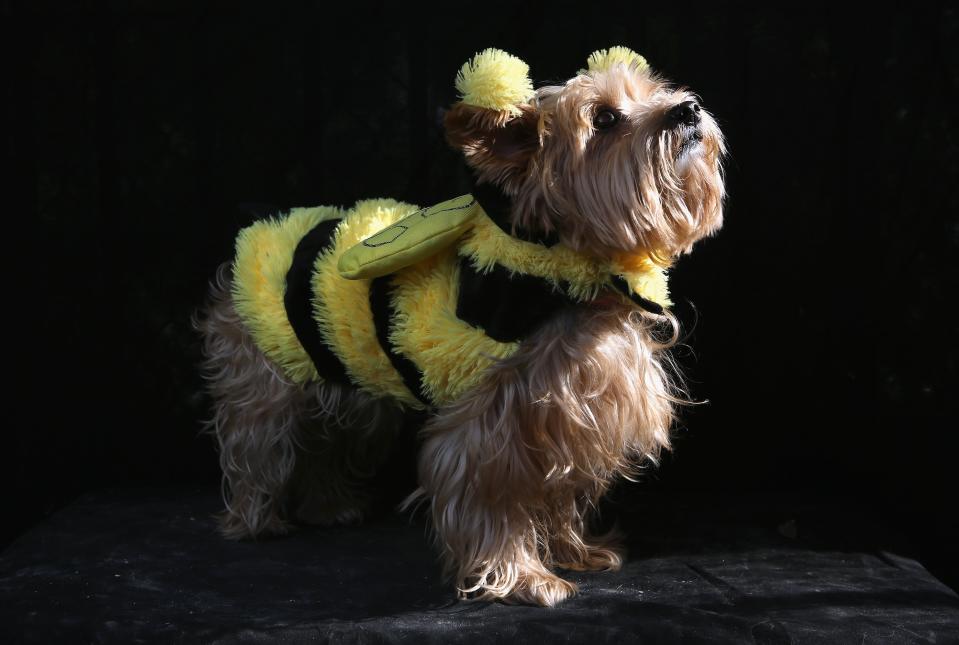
[229,48,671,411]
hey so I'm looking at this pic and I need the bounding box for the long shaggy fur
[403,302,681,605]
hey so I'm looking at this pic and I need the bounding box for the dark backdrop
[7,2,958,590]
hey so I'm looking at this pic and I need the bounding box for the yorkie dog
[196,47,725,606]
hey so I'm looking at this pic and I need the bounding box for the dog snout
[668,100,701,127]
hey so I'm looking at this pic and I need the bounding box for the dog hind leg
[197,263,403,538]
[289,382,402,526]
[195,264,309,539]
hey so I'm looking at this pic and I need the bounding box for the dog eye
[593,109,618,130]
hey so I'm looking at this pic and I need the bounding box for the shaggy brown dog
[196,48,725,606]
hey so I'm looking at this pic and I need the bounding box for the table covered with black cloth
[2,486,958,643]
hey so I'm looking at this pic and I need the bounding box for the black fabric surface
[456,257,575,344]
[2,487,958,644]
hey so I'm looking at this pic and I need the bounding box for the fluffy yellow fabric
[612,253,672,308]
[455,48,533,115]
[311,199,425,409]
[583,46,649,74]
[459,208,671,308]
[231,206,341,385]
[390,250,518,405]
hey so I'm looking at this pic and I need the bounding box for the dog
[196,46,725,606]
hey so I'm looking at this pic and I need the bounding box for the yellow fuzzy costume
[231,191,671,410]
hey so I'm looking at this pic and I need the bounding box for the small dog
[196,47,725,606]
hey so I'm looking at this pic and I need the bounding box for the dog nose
[668,100,701,126]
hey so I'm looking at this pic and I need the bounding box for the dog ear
[445,49,540,191]
[580,46,649,74]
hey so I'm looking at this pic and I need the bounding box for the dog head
[445,47,726,261]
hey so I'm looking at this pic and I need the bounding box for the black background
[7,1,958,592]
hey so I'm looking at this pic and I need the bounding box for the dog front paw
[461,569,578,607]
[215,509,294,541]
[503,575,579,607]
[554,544,624,572]
[500,572,579,607]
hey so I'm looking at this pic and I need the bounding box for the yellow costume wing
[337,194,480,280]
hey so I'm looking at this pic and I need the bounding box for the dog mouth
[677,127,704,157]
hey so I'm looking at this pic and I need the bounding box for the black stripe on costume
[368,276,432,407]
[609,275,665,315]
[284,219,351,384]
[456,257,574,343]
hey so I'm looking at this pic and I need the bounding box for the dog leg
[196,264,310,540]
[546,493,624,572]
[412,409,577,606]
[198,264,403,536]
[544,304,678,573]
[409,303,677,605]
[289,383,402,526]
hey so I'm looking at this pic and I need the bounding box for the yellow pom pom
[583,46,648,73]
[455,48,533,115]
